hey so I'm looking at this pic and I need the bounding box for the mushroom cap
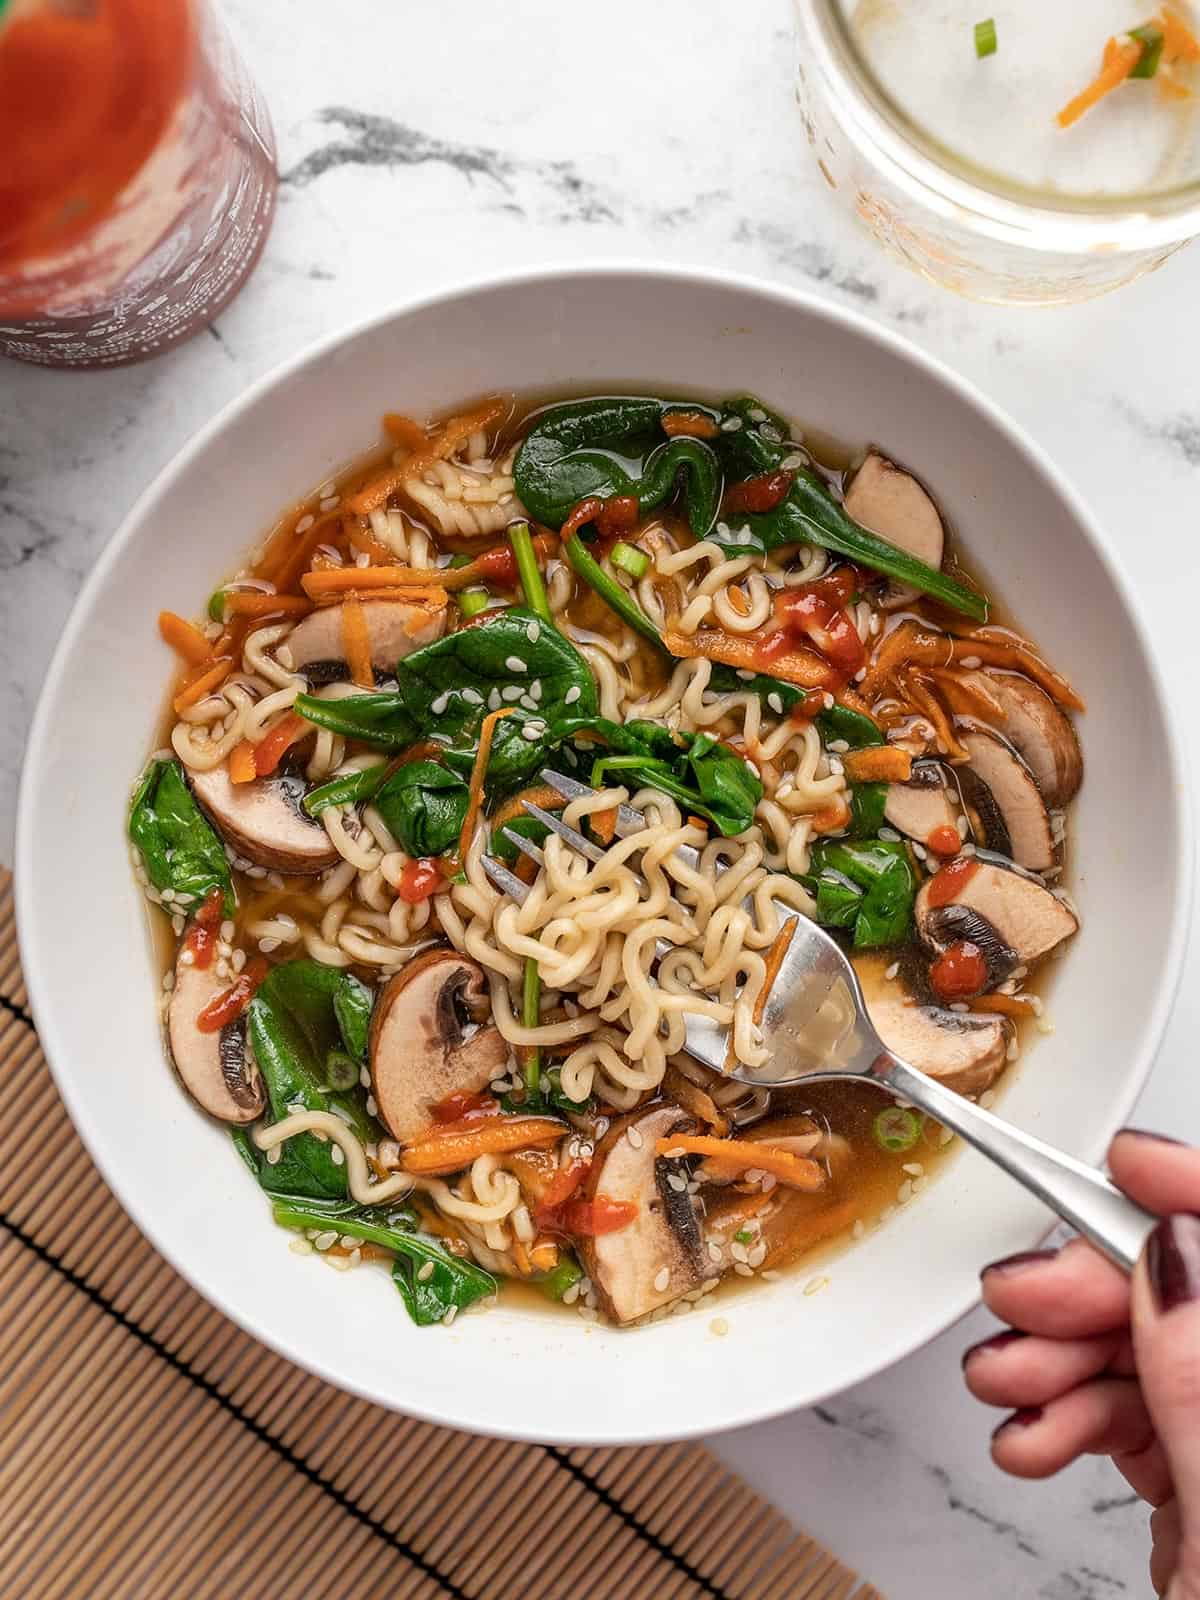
[960,729,1055,871]
[369,950,508,1143]
[959,670,1082,808]
[868,994,1006,1099]
[282,600,446,684]
[578,1103,706,1325]
[844,452,945,569]
[190,764,339,874]
[883,761,957,845]
[916,858,1078,966]
[167,952,265,1123]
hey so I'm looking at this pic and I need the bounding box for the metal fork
[481,769,1156,1272]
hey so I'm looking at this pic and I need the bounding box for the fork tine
[501,827,545,867]
[540,769,648,837]
[480,854,531,903]
[523,801,606,863]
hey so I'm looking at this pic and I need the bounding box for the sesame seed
[505,656,527,674]
[710,1316,730,1336]
[653,1266,671,1293]
[760,1268,782,1281]
[289,1238,313,1255]
[431,691,450,715]
[733,1262,754,1277]
[720,417,743,432]
[626,1125,643,1149]
[885,961,900,980]
[265,1145,281,1166]
[526,621,541,644]
[314,1231,337,1251]
[759,423,783,442]
[667,1173,687,1193]
[295,514,315,534]
[488,688,502,710]
[730,1241,749,1264]
[417,1261,435,1281]
[960,655,982,669]
[803,1275,830,1297]
[331,1147,345,1166]
[442,1305,458,1325]
[767,692,783,715]
[902,1161,924,1176]
[707,1241,723,1263]
[564,686,581,705]
[520,722,542,741]
[748,407,767,422]
[502,685,522,701]
[461,688,483,706]
[320,495,340,512]
[852,1219,866,1240]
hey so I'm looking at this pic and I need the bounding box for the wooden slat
[0,873,882,1599]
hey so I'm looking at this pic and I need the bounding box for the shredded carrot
[662,625,838,689]
[1163,5,1200,60]
[222,593,312,619]
[491,785,565,830]
[158,611,212,666]
[229,741,258,785]
[661,409,720,439]
[726,585,751,618]
[172,658,232,714]
[348,397,508,515]
[456,708,514,864]
[901,670,969,764]
[301,565,451,599]
[256,509,340,590]
[1057,36,1141,128]
[841,746,913,784]
[346,523,395,565]
[809,796,852,835]
[655,1134,824,1192]
[925,665,1004,720]
[402,1114,564,1176]
[860,619,1083,711]
[252,712,310,778]
[970,993,1038,1019]
[382,412,429,450]
[590,807,618,846]
[341,596,374,689]
[1102,35,1120,69]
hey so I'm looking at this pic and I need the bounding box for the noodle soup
[129,392,1082,1328]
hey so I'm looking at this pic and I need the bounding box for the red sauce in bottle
[0,0,276,367]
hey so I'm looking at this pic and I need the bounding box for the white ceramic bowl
[18,265,1190,1445]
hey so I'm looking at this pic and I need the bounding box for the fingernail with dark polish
[962,1329,1026,1369]
[981,1249,1057,1279]
[1116,1128,1184,1146]
[1147,1215,1200,1314]
[992,1407,1042,1440]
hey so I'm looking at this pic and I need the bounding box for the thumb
[1132,1215,1200,1599]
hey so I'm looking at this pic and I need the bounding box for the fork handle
[876,1052,1157,1275]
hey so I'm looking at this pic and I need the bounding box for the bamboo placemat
[0,875,881,1600]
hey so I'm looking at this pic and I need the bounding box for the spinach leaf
[269,1196,497,1326]
[706,667,885,753]
[848,781,888,839]
[513,396,722,537]
[303,761,392,817]
[808,839,916,949]
[551,715,761,836]
[400,607,598,792]
[490,813,551,865]
[294,691,417,750]
[536,1251,584,1303]
[713,396,987,620]
[246,961,377,1199]
[373,760,469,858]
[128,758,234,914]
[501,1065,594,1118]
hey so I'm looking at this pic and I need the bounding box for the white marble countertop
[3,2,1198,1594]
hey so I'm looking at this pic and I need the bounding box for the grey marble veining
[3,2,1198,1594]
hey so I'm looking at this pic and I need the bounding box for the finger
[1149,1497,1182,1597]
[1131,1216,1200,1544]
[991,1377,1155,1480]
[1110,1130,1200,1217]
[981,1237,1131,1338]
[963,1329,1130,1408]
[1114,1436,1176,1512]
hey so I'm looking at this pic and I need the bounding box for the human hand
[963,1130,1200,1598]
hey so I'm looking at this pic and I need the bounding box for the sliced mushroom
[369,951,508,1143]
[577,1103,706,1325]
[958,670,1082,807]
[844,452,945,569]
[883,760,957,845]
[916,858,1078,968]
[191,765,338,874]
[168,951,265,1123]
[868,994,1006,1099]
[281,600,446,685]
[960,729,1055,871]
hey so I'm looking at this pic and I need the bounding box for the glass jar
[0,0,276,367]
[793,0,1200,305]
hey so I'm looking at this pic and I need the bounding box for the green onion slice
[1129,23,1164,77]
[873,1106,922,1154]
[611,541,650,579]
[458,588,490,618]
[974,17,997,57]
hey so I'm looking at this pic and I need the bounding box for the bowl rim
[16,259,1194,1445]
